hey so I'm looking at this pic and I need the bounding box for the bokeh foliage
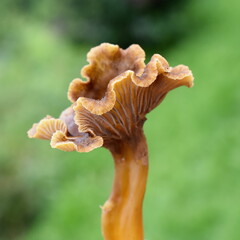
[0,0,240,239]
[0,0,189,48]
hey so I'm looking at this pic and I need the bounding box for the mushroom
[28,43,194,240]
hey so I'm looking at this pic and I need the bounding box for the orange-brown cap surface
[28,43,194,151]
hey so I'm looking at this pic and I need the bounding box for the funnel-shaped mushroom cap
[28,43,194,151]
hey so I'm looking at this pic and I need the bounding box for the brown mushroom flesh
[28,43,194,240]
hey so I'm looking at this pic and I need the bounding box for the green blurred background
[0,0,240,239]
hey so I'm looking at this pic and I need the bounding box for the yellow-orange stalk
[101,133,148,240]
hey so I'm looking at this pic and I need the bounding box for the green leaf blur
[0,0,239,239]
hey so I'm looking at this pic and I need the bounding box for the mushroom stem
[101,131,148,240]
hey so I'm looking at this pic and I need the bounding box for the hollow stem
[101,132,148,240]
